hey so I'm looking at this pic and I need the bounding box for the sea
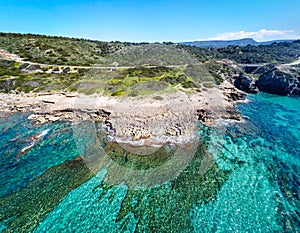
[0,93,299,232]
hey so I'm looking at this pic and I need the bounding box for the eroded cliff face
[234,74,259,94]
[233,63,300,96]
[256,68,300,96]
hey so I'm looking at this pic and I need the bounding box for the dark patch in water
[0,157,94,232]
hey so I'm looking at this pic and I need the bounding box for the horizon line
[0,31,299,44]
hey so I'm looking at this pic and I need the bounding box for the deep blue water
[0,93,299,232]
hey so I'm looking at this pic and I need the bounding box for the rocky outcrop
[196,109,213,123]
[256,68,300,96]
[234,74,259,93]
[223,86,246,101]
[237,63,300,96]
[28,109,111,124]
[225,106,242,121]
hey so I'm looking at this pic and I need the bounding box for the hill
[0,33,198,67]
[0,32,300,96]
[181,38,296,48]
[216,40,300,63]
[1,32,299,67]
[179,40,300,64]
[0,33,228,95]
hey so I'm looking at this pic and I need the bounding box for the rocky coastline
[0,81,245,146]
[2,47,299,146]
[234,62,300,96]
[0,48,247,146]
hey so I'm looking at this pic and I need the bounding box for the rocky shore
[234,62,300,96]
[0,81,244,145]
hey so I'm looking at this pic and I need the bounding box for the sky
[0,0,300,42]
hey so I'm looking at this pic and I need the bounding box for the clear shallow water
[0,113,79,197]
[193,93,300,232]
[0,93,299,232]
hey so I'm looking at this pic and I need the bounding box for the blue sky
[0,0,300,42]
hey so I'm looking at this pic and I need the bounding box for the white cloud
[202,29,299,41]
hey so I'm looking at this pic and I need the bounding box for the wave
[19,129,50,155]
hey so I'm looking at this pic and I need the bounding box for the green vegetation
[2,32,299,96]
[0,60,84,93]
[0,33,197,67]
[153,95,164,100]
[181,40,300,64]
[0,33,228,95]
[0,59,219,95]
[217,40,300,64]
[0,32,126,66]
[176,44,222,62]
[0,32,299,69]
[184,61,238,86]
[105,66,199,96]
[101,43,199,66]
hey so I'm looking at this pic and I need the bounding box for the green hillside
[0,32,299,96]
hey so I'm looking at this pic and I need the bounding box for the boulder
[226,91,247,101]
[196,109,213,123]
[256,69,300,96]
[226,106,242,121]
[234,74,259,93]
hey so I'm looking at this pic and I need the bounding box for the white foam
[20,142,35,153]
[37,128,50,138]
[19,129,50,155]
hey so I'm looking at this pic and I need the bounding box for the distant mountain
[181,38,295,48]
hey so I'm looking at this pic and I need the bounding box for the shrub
[153,95,163,100]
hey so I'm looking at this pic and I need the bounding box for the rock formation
[256,68,300,96]
[234,74,259,93]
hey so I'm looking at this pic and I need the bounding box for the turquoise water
[0,93,299,232]
[192,93,300,232]
[0,113,79,197]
